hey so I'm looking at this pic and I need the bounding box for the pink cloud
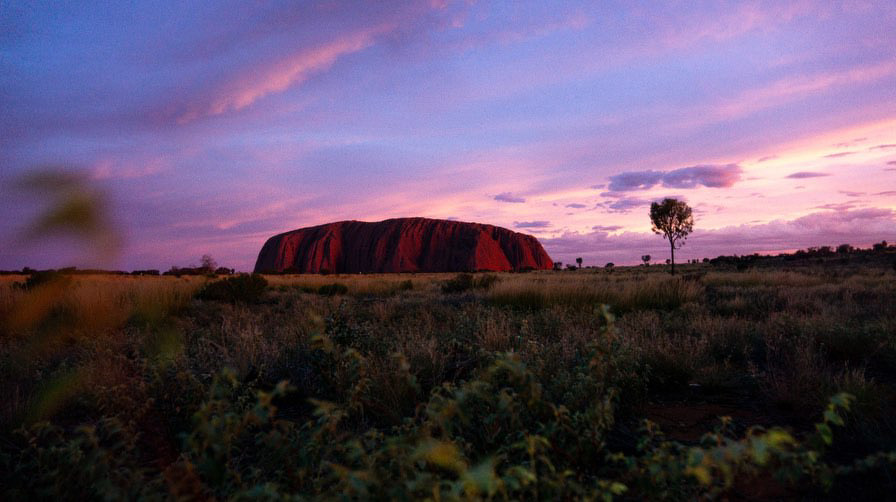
[176,27,389,124]
[710,61,896,122]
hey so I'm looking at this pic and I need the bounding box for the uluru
[253,217,554,273]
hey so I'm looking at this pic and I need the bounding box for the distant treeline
[707,240,894,270]
[0,266,236,276]
[2,240,893,276]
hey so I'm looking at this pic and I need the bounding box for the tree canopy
[649,198,694,275]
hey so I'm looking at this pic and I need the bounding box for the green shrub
[196,274,268,304]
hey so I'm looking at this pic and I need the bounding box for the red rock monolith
[253,217,554,273]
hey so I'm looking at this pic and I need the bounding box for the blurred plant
[15,168,120,263]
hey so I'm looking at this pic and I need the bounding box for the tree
[641,254,651,266]
[576,257,583,269]
[200,254,217,272]
[649,198,693,275]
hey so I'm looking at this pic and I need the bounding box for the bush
[317,283,348,296]
[440,273,499,293]
[196,274,268,304]
[16,269,70,290]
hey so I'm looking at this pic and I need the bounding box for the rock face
[254,217,554,273]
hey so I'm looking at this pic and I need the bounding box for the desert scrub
[3,263,896,499]
[264,273,436,297]
[487,274,701,312]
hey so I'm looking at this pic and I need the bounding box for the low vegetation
[2,262,896,499]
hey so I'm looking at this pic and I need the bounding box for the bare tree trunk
[669,239,675,275]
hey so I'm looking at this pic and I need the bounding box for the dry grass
[703,270,826,288]
[0,274,204,333]
[486,272,703,312]
[263,273,442,296]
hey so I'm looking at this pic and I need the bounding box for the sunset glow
[2,1,895,270]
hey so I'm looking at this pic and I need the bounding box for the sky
[1,0,895,271]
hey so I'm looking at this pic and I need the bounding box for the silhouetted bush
[196,274,268,304]
[131,269,160,276]
[317,283,348,296]
[17,270,69,290]
[440,273,499,293]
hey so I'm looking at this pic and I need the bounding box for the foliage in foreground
[2,351,889,500]
[2,266,896,499]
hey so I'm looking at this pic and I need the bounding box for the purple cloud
[608,164,742,191]
[786,171,830,179]
[815,202,856,211]
[824,151,857,158]
[607,197,651,212]
[870,144,896,150]
[590,183,606,189]
[661,164,742,188]
[494,192,526,203]
[757,155,777,163]
[514,220,551,229]
[607,170,664,191]
[835,137,866,147]
[566,203,587,208]
[592,225,623,232]
[840,190,866,197]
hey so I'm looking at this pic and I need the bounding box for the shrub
[441,273,499,293]
[317,283,348,296]
[17,269,69,290]
[196,274,268,304]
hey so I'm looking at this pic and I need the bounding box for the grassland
[2,263,895,500]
